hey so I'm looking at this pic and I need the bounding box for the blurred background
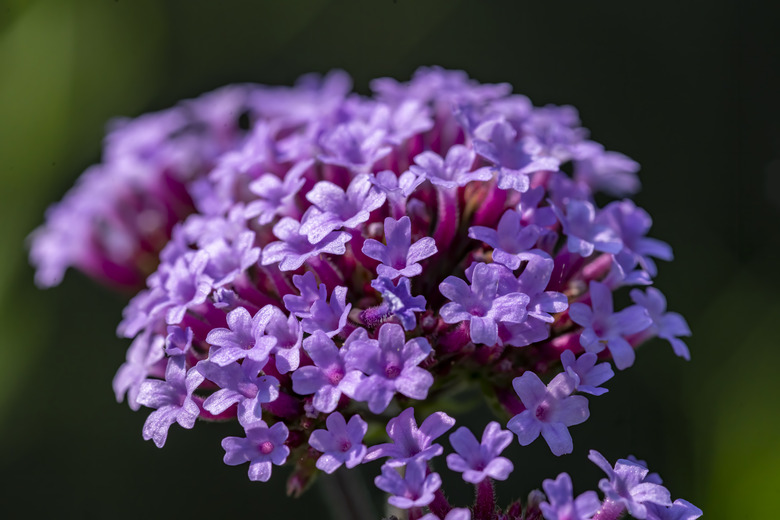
[1,0,778,517]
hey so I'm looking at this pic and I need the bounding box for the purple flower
[560,350,614,396]
[261,217,351,271]
[630,287,692,360]
[440,262,530,346]
[113,330,165,411]
[196,359,280,421]
[205,306,278,366]
[539,472,601,520]
[299,174,387,243]
[164,326,193,356]
[553,199,622,257]
[573,141,641,197]
[346,323,433,413]
[646,499,703,520]
[365,407,455,466]
[473,119,559,192]
[589,450,672,519]
[318,120,392,172]
[301,285,351,338]
[309,412,368,473]
[507,371,589,456]
[291,330,365,413]
[283,271,324,317]
[375,458,442,509]
[468,209,540,270]
[362,216,438,279]
[264,307,304,373]
[245,159,311,225]
[446,422,514,483]
[410,145,491,189]
[420,510,472,520]
[136,355,204,448]
[370,276,427,331]
[162,251,214,324]
[222,421,290,482]
[569,281,653,370]
[604,200,672,277]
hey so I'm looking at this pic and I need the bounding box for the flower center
[259,441,274,455]
[340,440,352,452]
[385,365,401,379]
[535,402,550,421]
[328,368,344,385]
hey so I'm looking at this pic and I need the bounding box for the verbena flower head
[30,67,700,519]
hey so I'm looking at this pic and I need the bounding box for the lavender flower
[560,350,614,396]
[446,422,514,483]
[362,216,438,279]
[539,472,601,520]
[589,450,672,519]
[507,371,589,456]
[375,458,442,509]
[569,281,653,370]
[365,407,455,466]
[630,287,692,360]
[136,355,204,448]
[309,412,368,473]
[222,421,290,482]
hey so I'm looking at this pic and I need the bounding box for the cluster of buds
[30,67,700,520]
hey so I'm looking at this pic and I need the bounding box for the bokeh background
[1,0,778,518]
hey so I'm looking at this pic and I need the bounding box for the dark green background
[1,0,778,518]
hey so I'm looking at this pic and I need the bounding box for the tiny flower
[370,276,427,331]
[552,199,622,257]
[507,371,589,456]
[261,217,351,271]
[196,358,280,421]
[309,412,368,473]
[362,216,438,279]
[569,281,653,370]
[440,262,530,346]
[446,422,514,483]
[375,458,442,509]
[560,350,614,396]
[468,209,540,270]
[245,159,311,225]
[646,499,703,520]
[589,450,672,519]
[113,330,165,411]
[420,509,472,520]
[205,305,278,366]
[222,421,290,482]
[136,355,205,448]
[291,329,365,413]
[346,323,433,413]
[410,145,491,189]
[630,287,692,360]
[539,472,601,520]
[365,407,455,466]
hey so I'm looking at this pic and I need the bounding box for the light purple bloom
[604,200,672,277]
[346,323,433,413]
[410,145,491,189]
[560,350,614,396]
[261,217,351,271]
[283,271,324,318]
[420,509,472,520]
[301,285,351,338]
[446,422,514,483]
[573,141,641,197]
[205,305,278,366]
[553,199,622,257]
[630,287,692,360]
[569,281,653,370]
[473,119,559,192]
[299,173,387,243]
[646,499,703,520]
[370,276,427,331]
[318,120,392,172]
[164,326,193,356]
[291,329,365,413]
[309,412,368,473]
[589,450,672,519]
[468,209,540,270]
[539,472,601,520]
[245,159,311,225]
[136,355,204,448]
[196,359,280,421]
[113,330,165,411]
[163,251,213,324]
[365,407,455,466]
[222,421,290,482]
[264,306,304,373]
[507,371,589,456]
[375,458,442,509]
[440,262,530,346]
[362,216,437,279]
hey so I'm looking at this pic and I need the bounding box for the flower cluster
[31,67,698,519]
